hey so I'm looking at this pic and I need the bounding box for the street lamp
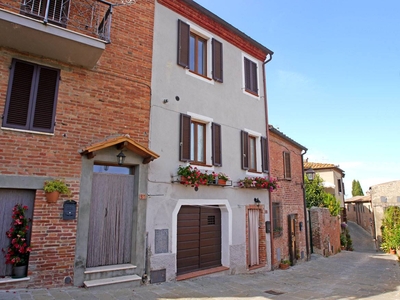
[305,168,315,181]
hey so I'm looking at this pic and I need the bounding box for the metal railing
[1,0,113,42]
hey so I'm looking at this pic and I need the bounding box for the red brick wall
[0,1,155,288]
[346,203,374,235]
[310,207,341,256]
[269,130,307,268]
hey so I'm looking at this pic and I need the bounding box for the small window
[240,130,268,173]
[2,59,60,133]
[283,152,291,179]
[177,20,223,82]
[244,57,258,95]
[338,179,342,193]
[179,113,222,166]
[381,196,387,203]
[272,202,282,238]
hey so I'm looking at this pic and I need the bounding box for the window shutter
[212,122,222,166]
[250,61,258,93]
[241,130,249,170]
[177,20,190,68]
[31,67,59,132]
[244,57,251,91]
[261,136,268,173]
[179,113,191,161]
[3,61,35,129]
[212,39,223,82]
[283,152,291,179]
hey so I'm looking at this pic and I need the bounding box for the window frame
[243,54,259,97]
[2,59,60,134]
[177,19,223,83]
[189,32,207,77]
[241,129,268,174]
[191,120,207,164]
[272,202,283,238]
[283,151,291,180]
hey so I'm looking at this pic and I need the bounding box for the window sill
[186,69,214,84]
[1,127,54,136]
[243,88,260,100]
[0,276,30,284]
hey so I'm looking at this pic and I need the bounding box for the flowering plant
[3,204,32,266]
[218,172,230,181]
[237,176,279,191]
[177,165,217,190]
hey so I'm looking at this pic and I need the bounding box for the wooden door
[288,214,298,265]
[0,189,35,276]
[177,205,221,275]
[86,171,134,267]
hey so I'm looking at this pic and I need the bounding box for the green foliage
[351,179,364,196]
[323,193,341,217]
[340,233,347,247]
[304,174,325,208]
[44,179,71,195]
[381,206,400,251]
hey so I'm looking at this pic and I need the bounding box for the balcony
[0,0,113,68]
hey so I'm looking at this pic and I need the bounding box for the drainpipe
[262,53,273,269]
[301,149,311,260]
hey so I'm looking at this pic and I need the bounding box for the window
[241,130,268,173]
[244,56,258,95]
[2,59,60,133]
[177,19,223,82]
[283,152,291,179]
[272,202,282,238]
[338,179,342,193]
[180,113,222,166]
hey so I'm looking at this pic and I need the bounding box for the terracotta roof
[304,161,345,175]
[268,125,307,151]
[80,135,160,164]
[345,195,371,203]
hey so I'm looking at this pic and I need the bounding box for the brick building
[345,195,374,236]
[268,125,308,268]
[0,0,157,288]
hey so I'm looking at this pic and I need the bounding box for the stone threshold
[84,274,141,288]
[176,266,229,281]
[84,264,136,274]
[0,277,30,284]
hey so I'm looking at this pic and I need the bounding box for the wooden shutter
[3,60,34,129]
[241,130,249,170]
[212,122,222,166]
[32,67,59,132]
[244,57,251,91]
[244,57,258,94]
[212,39,223,82]
[180,113,191,161]
[283,152,291,179]
[177,20,190,68]
[261,136,268,173]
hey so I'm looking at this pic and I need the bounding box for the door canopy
[80,135,160,164]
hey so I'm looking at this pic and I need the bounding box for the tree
[323,193,341,217]
[352,179,364,196]
[304,174,325,208]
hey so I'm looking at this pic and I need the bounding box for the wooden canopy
[80,136,159,164]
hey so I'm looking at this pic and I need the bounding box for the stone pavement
[347,221,377,252]
[1,222,400,300]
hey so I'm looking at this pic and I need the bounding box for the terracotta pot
[180,176,188,184]
[218,179,227,185]
[13,265,27,278]
[279,263,290,270]
[390,248,396,255]
[45,191,60,203]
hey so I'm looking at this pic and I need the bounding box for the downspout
[262,53,273,269]
[301,149,311,260]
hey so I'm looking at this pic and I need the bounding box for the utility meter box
[63,200,77,220]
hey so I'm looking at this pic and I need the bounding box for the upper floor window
[272,202,282,238]
[180,113,222,166]
[241,130,268,173]
[243,56,259,96]
[283,151,291,179]
[2,59,60,133]
[177,20,223,82]
[337,179,342,193]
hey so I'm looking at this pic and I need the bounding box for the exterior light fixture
[117,150,126,165]
[254,198,261,206]
[305,168,315,181]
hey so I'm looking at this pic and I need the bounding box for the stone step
[84,264,137,281]
[84,264,137,274]
[84,274,141,289]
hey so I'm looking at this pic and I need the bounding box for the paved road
[347,221,377,252]
[1,224,399,300]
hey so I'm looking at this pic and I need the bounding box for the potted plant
[340,233,347,250]
[217,172,230,185]
[44,179,71,203]
[279,258,290,270]
[237,176,279,191]
[3,204,32,278]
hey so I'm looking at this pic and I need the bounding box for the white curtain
[248,209,259,266]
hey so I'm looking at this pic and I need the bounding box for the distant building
[345,194,375,236]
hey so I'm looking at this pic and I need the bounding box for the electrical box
[63,200,77,220]
[265,221,271,233]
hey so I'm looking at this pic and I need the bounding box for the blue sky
[195,0,400,197]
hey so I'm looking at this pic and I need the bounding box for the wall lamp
[117,150,126,165]
[254,198,261,206]
[305,168,315,181]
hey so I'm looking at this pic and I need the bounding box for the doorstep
[176,266,229,281]
[0,277,30,284]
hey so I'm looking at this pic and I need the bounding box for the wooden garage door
[177,205,221,275]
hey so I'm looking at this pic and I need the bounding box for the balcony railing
[1,0,113,42]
